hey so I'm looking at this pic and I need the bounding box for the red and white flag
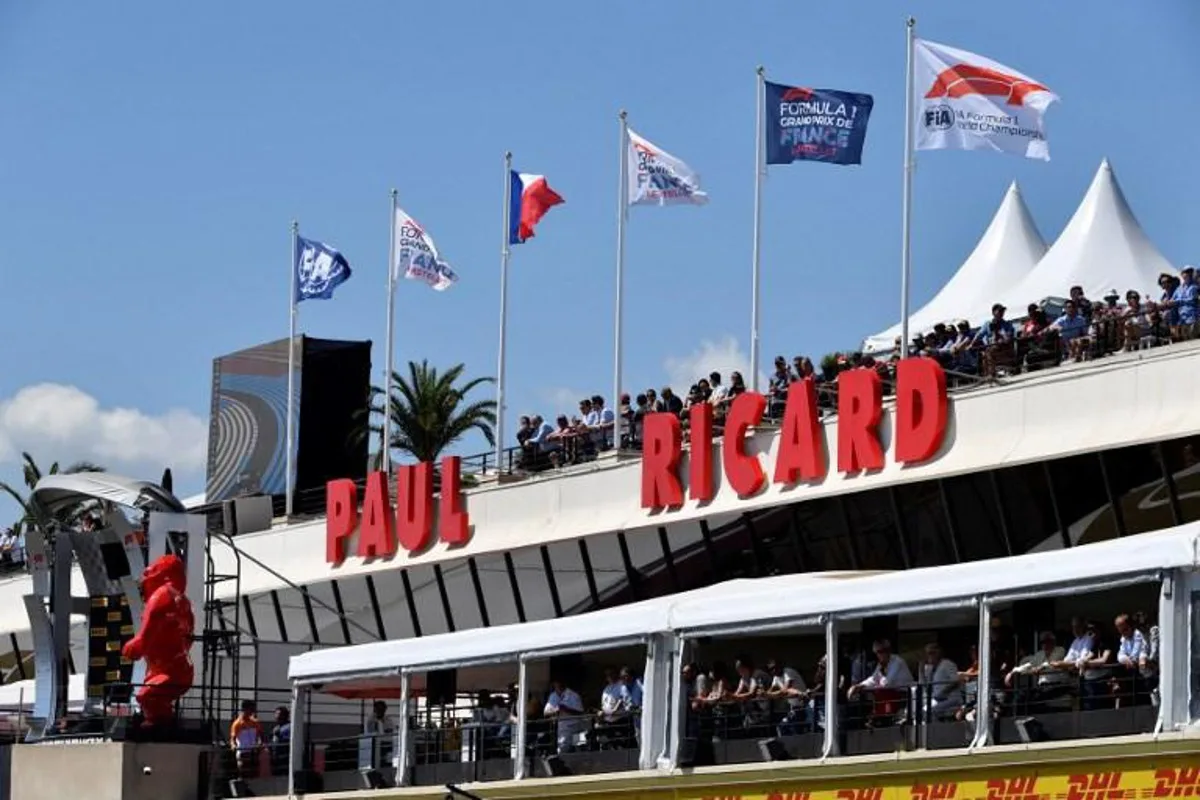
[914,38,1059,161]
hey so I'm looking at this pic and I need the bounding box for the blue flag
[765,83,874,166]
[295,236,352,302]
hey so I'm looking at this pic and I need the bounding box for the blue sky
[0,1,1196,517]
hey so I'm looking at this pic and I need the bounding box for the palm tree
[355,360,496,467]
[0,452,106,534]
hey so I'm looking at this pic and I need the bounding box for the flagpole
[285,219,298,518]
[750,66,766,392]
[383,188,398,477]
[495,151,513,475]
[899,17,917,359]
[613,109,629,449]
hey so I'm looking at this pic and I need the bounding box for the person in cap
[972,303,1015,377]
[1168,266,1197,340]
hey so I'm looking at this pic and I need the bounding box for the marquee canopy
[863,181,1046,353]
[995,159,1174,318]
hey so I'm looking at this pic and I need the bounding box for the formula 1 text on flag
[508,171,564,245]
[393,207,458,291]
[626,129,708,207]
[764,83,874,166]
[913,38,1059,161]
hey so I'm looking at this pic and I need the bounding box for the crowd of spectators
[681,611,1159,743]
[511,267,1199,470]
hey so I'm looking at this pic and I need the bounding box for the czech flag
[509,171,564,245]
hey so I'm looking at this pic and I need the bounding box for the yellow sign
[673,759,1200,800]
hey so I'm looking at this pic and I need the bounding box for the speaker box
[426,669,457,706]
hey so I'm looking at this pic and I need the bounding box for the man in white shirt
[589,395,616,449]
[848,639,913,726]
[1114,614,1150,706]
[918,643,962,721]
[708,372,729,406]
[764,658,807,735]
[544,680,586,753]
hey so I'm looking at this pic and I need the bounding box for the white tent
[0,674,86,711]
[995,159,1173,316]
[863,182,1046,353]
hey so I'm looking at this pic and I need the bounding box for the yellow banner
[670,758,1200,800]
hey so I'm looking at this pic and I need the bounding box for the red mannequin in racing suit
[122,554,195,726]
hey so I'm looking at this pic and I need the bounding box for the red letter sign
[325,478,358,564]
[641,412,684,509]
[689,402,714,502]
[356,471,396,560]
[396,462,434,553]
[723,392,767,497]
[837,368,884,473]
[774,378,826,484]
[438,456,471,545]
[894,357,949,464]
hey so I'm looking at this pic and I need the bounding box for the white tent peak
[863,180,1046,352]
[995,159,1172,315]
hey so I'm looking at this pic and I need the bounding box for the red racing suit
[121,554,195,726]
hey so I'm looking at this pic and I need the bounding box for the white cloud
[0,383,208,478]
[663,335,764,390]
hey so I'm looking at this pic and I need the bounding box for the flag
[627,129,708,207]
[914,38,1059,161]
[393,207,458,291]
[294,236,352,302]
[508,171,564,245]
[764,83,874,165]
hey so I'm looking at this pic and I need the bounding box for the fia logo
[924,104,954,131]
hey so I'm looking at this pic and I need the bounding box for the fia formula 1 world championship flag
[627,129,708,207]
[294,237,352,302]
[393,207,458,291]
[765,83,874,165]
[914,39,1059,161]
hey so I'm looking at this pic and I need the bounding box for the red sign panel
[642,358,949,510]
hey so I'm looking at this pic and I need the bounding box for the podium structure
[24,473,207,741]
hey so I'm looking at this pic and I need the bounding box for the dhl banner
[579,758,1200,800]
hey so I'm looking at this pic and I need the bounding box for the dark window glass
[843,488,906,570]
[1160,436,1200,524]
[1046,453,1111,547]
[1106,443,1179,535]
[893,481,956,567]
[946,472,1009,561]
[995,463,1059,553]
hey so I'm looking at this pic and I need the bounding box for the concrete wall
[10,741,205,800]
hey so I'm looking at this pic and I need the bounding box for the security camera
[142,766,153,776]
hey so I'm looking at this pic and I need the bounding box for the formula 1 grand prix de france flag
[765,82,874,165]
[393,207,458,291]
[914,38,1059,161]
[627,129,708,207]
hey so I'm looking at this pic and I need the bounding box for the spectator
[660,387,683,416]
[597,667,631,723]
[364,700,394,736]
[1157,273,1181,328]
[955,646,980,722]
[1069,285,1093,322]
[1005,632,1068,711]
[947,320,979,373]
[543,679,586,753]
[1079,621,1114,710]
[847,639,913,726]
[727,371,747,400]
[590,395,615,449]
[229,700,265,779]
[708,372,728,405]
[515,415,533,447]
[0,529,17,566]
[768,357,792,417]
[1132,610,1160,706]
[918,643,962,721]
[645,388,659,412]
[1169,266,1197,340]
[1114,613,1148,706]
[1048,299,1090,361]
[973,303,1016,376]
[764,658,807,735]
[269,706,290,775]
[621,666,643,710]
[731,656,771,729]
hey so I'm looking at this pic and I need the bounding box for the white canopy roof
[995,159,1173,317]
[863,182,1046,353]
[290,525,1200,688]
[0,674,86,711]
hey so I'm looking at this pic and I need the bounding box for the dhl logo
[913,783,959,800]
[1067,772,1130,800]
[838,789,884,800]
[699,796,743,800]
[987,776,1041,800]
[1152,768,1200,797]
[767,793,811,800]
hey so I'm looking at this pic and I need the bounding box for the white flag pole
[750,66,766,392]
[285,219,298,518]
[383,188,398,477]
[495,152,513,474]
[613,110,629,449]
[899,17,917,359]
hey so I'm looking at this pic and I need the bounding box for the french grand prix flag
[508,171,564,244]
[914,38,1059,161]
[627,129,708,206]
[393,207,458,291]
[765,83,874,165]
